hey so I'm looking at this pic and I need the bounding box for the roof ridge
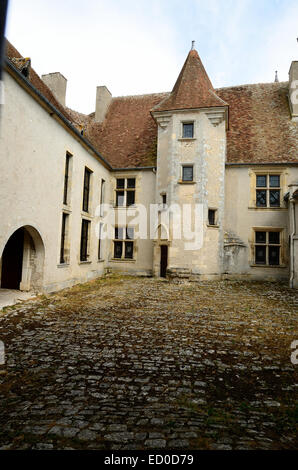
[113,91,170,100]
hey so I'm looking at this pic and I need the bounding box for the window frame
[182,165,194,182]
[208,208,218,227]
[115,177,136,207]
[59,212,70,264]
[182,121,194,139]
[63,152,72,206]
[251,227,284,267]
[82,167,93,213]
[113,226,135,260]
[256,174,281,208]
[249,169,287,210]
[98,222,103,261]
[80,219,91,262]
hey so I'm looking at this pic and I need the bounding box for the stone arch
[0,225,45,291]
[156,223,170,241]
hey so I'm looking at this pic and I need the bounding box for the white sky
[5,0,298,114]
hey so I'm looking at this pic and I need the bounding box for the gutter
[112,166,156,172]
[226,162,298,167]
[4,59,113,171]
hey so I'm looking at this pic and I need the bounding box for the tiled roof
[83,93,169,169]
[153,49,226,112]
[5,40,73,122]
[217,82,298,164]
[5,42,298,168]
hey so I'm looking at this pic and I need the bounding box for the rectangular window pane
[98,223,102,260]
[63,154,70,205]
[125,241,134,259]
[116,178,125,189]
[255,231,266,243]
[83,168,92,212]
[269,189,280,207]
[127,190,135,206]
[256,175,267,187]
[115,227,124,240]
[80,219,90,262]
[255,246,266,264]
[269,175,280,188]
[182,166,193,182]
[256,190,267,207]
[208,209,216,226]
[114,241,123,259]
[127,178,136,189]
[126,227,134,240]
[269,246,280,265]
[183,123,194,138]
[116,191,125,207]
[269,232,280,244]
[60,213,68,264]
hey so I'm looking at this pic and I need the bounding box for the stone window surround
[248,168,288,210]
[250,226,286,268]
[178,163,195,184]
[181,120,195,139]
[112,226,135,261]
[114,176,137,208]
[207,207,219,228]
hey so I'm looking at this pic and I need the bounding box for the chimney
[289,61,298,121]
[42,72,67,106]
[95,86,112,122]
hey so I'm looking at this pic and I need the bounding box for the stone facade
[0,42,298,292]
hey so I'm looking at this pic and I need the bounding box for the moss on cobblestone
[0,276,297,450]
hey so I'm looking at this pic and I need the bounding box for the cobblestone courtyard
[0,276,297,450]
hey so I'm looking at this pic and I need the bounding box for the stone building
[1,40,298,292]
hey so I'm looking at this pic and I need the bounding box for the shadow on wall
[0,225,45,291]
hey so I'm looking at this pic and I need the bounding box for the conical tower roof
[153,49,227,112]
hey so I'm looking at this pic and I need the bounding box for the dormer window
[182,122,194,139]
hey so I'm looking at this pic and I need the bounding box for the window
[208,209,217,226]
[182,122,194,139]
[60,212,69,264]
[113,227,134,260]
[98,223,103,260]
[82,167,92,212]
[100,179,105,216]
[256,174,280,208]
[254,230,281,266]
[115,178,135,207]
[182,165,194,182]
[80,219,90,262]
[63,153,72,205]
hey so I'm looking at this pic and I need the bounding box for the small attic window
[182,122,194,139]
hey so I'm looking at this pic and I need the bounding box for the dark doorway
[1,228,24,289]
[160,245,168,278]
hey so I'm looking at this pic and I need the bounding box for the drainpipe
[289,199,296,288]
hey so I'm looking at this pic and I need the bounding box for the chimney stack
[95,86,112,122]
[289,61,298,121]
[42,72,67,107]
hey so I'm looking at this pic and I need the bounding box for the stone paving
[0,276,297,450]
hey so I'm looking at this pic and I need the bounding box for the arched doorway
[1,226,45,291]
[1,228,24,289]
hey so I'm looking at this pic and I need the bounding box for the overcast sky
[5,0,298,114]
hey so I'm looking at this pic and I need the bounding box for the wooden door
[160,245,168,278]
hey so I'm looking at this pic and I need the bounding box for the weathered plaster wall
[107,170,155,275]
[0,72,111,292]
[224,166,298,281]
[154,109,226,278]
